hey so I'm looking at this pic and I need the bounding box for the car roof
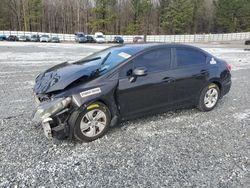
[110,43,211,57]
[118,43,206,51]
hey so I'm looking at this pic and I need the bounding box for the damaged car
[33,43,232,142]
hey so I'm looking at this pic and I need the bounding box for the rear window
[176,48,206,67]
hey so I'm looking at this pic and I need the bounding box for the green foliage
[88,0,117,32]
[28,0,42,29]
[124,0,152,34]
[123,16,145,35]
[0,0,250,34]
[124,23,137,34]
[0,5,9,30]
[214,0,250,33]
[161,0,194,34]
[190,0,205,33]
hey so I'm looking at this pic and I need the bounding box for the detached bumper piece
[42,118,53,139]
[42,118,69,140]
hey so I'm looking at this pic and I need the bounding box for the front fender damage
[33,80,120,140]
[67,83,120,139]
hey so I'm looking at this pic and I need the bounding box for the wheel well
[211,81,222,91]
[211,81,222,98]
[93,99,117,118]
[96,99,108,108]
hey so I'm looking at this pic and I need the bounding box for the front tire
[74,102,111,142]
[197,83,220,112]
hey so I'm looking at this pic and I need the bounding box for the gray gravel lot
[0,41,249,187]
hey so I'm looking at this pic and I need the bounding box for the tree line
[0,0,250,35]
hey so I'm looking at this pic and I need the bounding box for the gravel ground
[0,41,249,187]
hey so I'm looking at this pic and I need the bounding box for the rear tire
[197,83,220,112]
[74,102,111,142]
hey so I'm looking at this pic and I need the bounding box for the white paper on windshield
[118,52,131,59]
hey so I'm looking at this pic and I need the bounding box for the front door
[117,47,175,117]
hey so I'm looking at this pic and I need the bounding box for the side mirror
[133,67,147,76]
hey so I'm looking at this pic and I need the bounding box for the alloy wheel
[204,88,219,108]
[80,109,107,137]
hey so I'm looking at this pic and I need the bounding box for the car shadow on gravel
[31,99,228,146]
[109,105,199,133]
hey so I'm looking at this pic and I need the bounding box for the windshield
[73,46,142,74]
[42,35,49,38]
[97,35,104,38]
[77,34,84,37]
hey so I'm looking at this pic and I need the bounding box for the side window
[133,48,171,73]
[176,48,206,67]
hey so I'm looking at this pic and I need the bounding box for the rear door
[117,47,175,117]
[171,47,209,104]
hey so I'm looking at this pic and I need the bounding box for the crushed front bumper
[34,111,70,140]
[32,97,72,139]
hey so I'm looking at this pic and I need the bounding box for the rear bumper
[221,80,232,97]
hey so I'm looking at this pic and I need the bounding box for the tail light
[226,63,231,72]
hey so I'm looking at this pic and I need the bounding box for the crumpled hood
[34,62,99,94]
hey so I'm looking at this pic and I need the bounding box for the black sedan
[33,43,232,142]
[109,36,124,44]
[7,35,19,41]
[51,37,60,43]
[31,35,40,42]
[86,35,96,43]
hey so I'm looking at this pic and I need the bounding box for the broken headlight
[33,97,72,122]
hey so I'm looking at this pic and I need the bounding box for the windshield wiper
[74,57,101,64]
[101,52,111,65]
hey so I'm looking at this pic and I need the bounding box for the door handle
[162,77,174,83]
